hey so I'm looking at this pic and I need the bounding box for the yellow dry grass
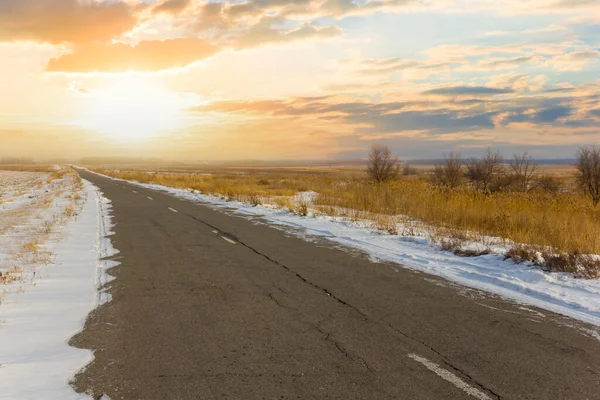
[0,165,58,173]
[316,179,600,254]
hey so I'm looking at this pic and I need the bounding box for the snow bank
[94,173,600,329]
[0,179,118,399]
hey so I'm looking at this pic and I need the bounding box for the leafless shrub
[535,174,561,193]
[465,149,504,191]
[487,173,511,192]
[440,238,462,252]
[43,220,52,234]
[433,152,463,189]
[505,246,542,265]
[508,152,538,192]
[403,163,418,176]
[225,190,236,202]
[248,194,262,206]
[440,238,490,257]
[453,248,491,257]
[374,216,398,235]
[544,252,600,279]
[576,146,600,206]
[275,197,294,212]
[367,144,400,183]
[506,246,600,279]
[295,202,309,217]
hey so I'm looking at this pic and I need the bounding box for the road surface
[73,170,600,400]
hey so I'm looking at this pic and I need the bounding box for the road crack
[183,210,500,399]
[315,318,374,373]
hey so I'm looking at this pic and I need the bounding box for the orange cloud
[46,38,218,73]
[0,0,139,44]
[234,22,342,49]
[152,0,191,15]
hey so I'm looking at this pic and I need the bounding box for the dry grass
[0,265,23,285]
[94,168,359,199]
[316,179,600,254]
[0,165,57,173]
[95,165,600,277]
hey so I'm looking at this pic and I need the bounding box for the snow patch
[0,179,118,399]
[295,190,319,204]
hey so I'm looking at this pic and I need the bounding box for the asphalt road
[72,170,600,400]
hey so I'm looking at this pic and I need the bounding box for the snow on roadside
[0,178,118,400]
[89,172,600,330]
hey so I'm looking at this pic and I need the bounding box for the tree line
[367,144,600,206]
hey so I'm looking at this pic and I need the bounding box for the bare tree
[367,144,400,183]
[576,146,600,206]
[536,174,561,193]
[509,152,538,192]
[433,152,463,189]
[465,148,504,191]
[403,163,418,176]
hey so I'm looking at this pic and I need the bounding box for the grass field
[92,163,600,278]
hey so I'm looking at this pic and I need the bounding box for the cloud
[549,50,600,71]
[547,0,599,10]
[487,73,547,92]
[194,86,600,140]
[182,0,424,36]
[152,0,191,15]
[339,56,461,80]
[476,55,546,70]
[441,0,600,15]
[350,110,497,134]
[419,42,598,73]
[46,38,217,73]
[309,0,421,18]
[356,59,422,75]
[0,0,139,44]
[499,105,574,125]
[423,86,515,96]
[234,22,342,49]
[196,97,498,134]
[192,2,237,31]
[484,25,566,37]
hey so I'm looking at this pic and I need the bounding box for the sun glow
[77,79,186,142]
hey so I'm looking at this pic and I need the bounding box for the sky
[0,0,599,161]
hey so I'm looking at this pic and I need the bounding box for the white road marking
[477,303,521,315]
[518,306,546,318]
[147,196,153,200]
[221,236,236,245]
[168,207,178,213]
[133,190,138,194]
[212,230,219,234]
[407,353,491,400]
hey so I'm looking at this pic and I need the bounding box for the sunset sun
[77,80,185,142]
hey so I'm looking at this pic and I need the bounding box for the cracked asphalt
[72,170,600,400]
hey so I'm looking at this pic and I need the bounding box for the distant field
[0,165,59,173]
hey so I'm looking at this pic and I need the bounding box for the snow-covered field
[91,171,600,334]
[0,169,116,399]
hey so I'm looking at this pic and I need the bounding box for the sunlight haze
[1,0,599,160]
